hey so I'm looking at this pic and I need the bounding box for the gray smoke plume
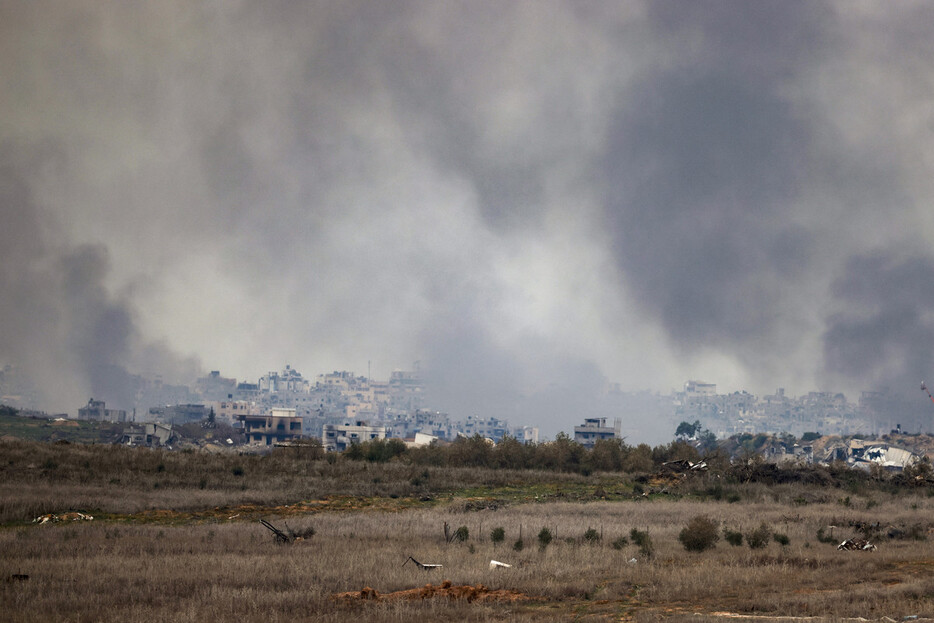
[3,2,934,436]
[0,144,200,412]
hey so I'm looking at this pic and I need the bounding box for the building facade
[322,420,387,452]
[238,408,303,445]
[573,417,620,448]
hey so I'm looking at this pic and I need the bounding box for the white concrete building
[322,420,387,452]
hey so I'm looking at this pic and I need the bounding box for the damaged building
[322,420,387,452]
[77,399,127,423]
[237,407,303,446]
[820,439,919,472]
[121,422,175,447]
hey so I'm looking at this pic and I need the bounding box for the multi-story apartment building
[212,399,261,424]
[322,420,387,452]
[238,407,303,446]
[459,415,510,441]
[573,417,620,448]
[259,365,310,394]
[78,399,127,422]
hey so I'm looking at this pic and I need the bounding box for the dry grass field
[1,439,933,622]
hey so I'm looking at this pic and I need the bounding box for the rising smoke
[3,2,934,435]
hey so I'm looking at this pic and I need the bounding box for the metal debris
[402,555,443,571]
[258,519,314,544]
[33,512,93,524]
[489,560,511,570]
[837,538,877,551]
[661,459,708,472]
[260,519,294,544]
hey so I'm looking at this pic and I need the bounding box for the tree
[696,429,718,453]
[622,443,653,473]
[536,432,585,472]
[675,420,701,439]
[493,435,530,470]
[448,434,493,467]
[587,438,624,472]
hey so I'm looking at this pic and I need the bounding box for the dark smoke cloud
[604,69,814,349]
[601,0,833,370]
[0,144,200,412]
[823,252,934,428]
[3,2,934,436]
[598,2,934,408]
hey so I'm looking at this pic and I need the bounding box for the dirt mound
[334,580,531,603]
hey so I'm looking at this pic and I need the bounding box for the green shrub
[490,527,505,545]
[816,526,837,544]
[723,528,743,547]
[611,536,629,550]
[706,484,724,500]
[773,532,790,546]
[678,515,720,552]
[630,528,654,558]
[537,527,553,549]
[452,526,469,542]
[513,539,524,552]
[583,527,600,544]
[746,522,771,549]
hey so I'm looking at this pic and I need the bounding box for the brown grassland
[1,438,933,622]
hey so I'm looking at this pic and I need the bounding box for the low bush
[452,525,469,542]
[630,528,654,558]
[723,528,743,547]
[816,526,837,544]
[746,522,771,549]
[679,514,720,552]
[611,536,629,550]
[538,527,553,550]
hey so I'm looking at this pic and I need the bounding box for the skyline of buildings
[3,360,933,446]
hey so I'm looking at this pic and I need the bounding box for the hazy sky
[3,1,934,436]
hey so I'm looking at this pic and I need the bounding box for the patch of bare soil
[334,579,533,603]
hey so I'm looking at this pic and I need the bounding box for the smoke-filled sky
[3,1,934,437]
